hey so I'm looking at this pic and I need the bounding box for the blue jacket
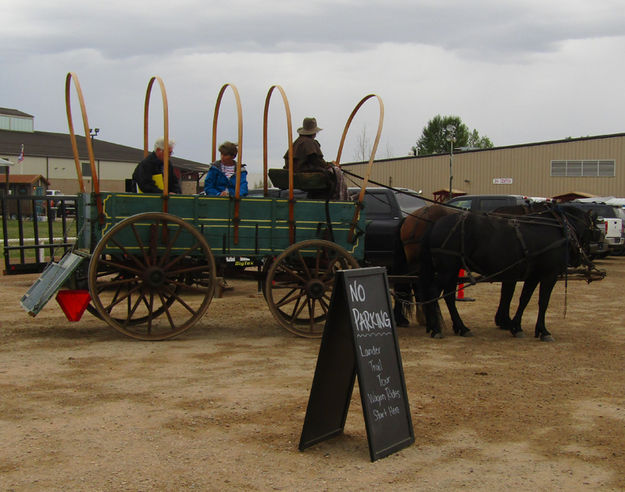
[204,161,248,196]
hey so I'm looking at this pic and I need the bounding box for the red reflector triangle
[56,290,91,322]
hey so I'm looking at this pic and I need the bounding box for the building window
[81,162,92,177]
[551,160,614,177]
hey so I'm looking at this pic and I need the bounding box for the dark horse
[401,203,595,340]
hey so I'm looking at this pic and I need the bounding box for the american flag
[17,144,24,163]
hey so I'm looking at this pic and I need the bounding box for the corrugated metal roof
[0,129,209,173]
[0,108,34,118]
[0,174,49,185]
[343,132,625,166]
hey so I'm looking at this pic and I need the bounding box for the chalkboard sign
[299,267,414,462]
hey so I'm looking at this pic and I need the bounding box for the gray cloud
[4,1,624,63]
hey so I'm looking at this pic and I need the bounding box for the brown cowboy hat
[297,117,322,135]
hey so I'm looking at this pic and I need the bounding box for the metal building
[342,133,625,200]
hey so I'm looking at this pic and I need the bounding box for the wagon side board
[78,192,366,260]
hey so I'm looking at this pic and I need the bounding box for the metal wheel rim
[88,212,216,340]
[265,239,359,338]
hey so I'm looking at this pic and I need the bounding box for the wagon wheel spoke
[289,293,308,322]
[163,241,205,270]
[318,296,330,315]
[101,283,143,315]
[295,250,312,279]
[272,262,308,285]
[146,291,155,335]
[276,288,306,310]
[157,224,184,267]
[273,280,305,291]
[124,293,145,327]
[108,236,147,271]
[167,264,216,276]
[307,298,318,331]
[96,256,143,276]
[157,292,176,330]
[131,223,151,267]
[93,276,139,289]
[166,288,205,316]
[167,279,213,295]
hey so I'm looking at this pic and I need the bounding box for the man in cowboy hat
[283,117,348,200]
[284,117,332,173]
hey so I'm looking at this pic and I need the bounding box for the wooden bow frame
[262,85,295,244]
[143,76,171,213]
[212,84,244,244]
[335,94,384,242]
[65,72,103,223]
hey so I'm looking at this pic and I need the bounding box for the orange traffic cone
[457,269,475,302]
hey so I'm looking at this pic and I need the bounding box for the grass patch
[1,218,79,262]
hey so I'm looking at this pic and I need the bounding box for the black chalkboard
[299,267,414,462]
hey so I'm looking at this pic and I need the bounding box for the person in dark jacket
[283,117,348,200]
[283,117,331,173]
[204,141,248,197]
[132,137,181,194]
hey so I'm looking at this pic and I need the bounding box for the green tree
[467,129,493,149]
[411,115,493,156]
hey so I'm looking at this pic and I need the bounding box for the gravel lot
[1,257,624,490]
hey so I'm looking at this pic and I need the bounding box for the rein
[342,168,605,291]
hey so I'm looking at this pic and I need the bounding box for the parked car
[445,194,534,213]
[45,189,76,218]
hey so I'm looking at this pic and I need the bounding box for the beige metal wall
[344,134,625,199]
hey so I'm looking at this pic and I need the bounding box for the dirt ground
[1,256,625,491]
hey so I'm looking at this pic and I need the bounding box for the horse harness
[430,208,589,285]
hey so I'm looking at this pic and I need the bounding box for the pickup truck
[568,201,624,256]
[349,187,426,270]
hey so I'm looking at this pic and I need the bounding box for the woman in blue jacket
[204,141,248,197]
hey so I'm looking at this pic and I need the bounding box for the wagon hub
[143,266,167,287]
[306,279,326,299]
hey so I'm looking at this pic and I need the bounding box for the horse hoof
[541,335,554,342]
[461,330,473,337]
[512,331,525,338]
[431,332,444,339]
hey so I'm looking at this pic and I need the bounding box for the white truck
[599,217,623,253]
[571,201,624,256]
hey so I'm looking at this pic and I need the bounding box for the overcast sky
[2,0,624,175]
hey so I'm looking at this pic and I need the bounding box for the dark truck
[350,187,426,269]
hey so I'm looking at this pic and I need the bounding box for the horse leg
[534,276,557,342]
[393,282,412,327]
[437,269,471,337]
[495,281,516,330]
[509,278,539,338]
[420,283,444,338]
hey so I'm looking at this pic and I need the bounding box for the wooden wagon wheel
[85,281,177,325]
[264,239,359,338]
[88,212,216,340]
